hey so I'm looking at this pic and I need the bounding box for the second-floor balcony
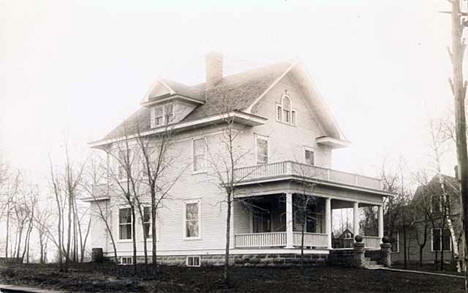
[233,161,383,191]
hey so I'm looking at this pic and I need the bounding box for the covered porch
[232,193,384,250]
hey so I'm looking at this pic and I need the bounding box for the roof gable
[95,60,343,144]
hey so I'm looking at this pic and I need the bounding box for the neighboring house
[392,175,461,264]
[85,53,391,266]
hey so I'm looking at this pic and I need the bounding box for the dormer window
[164,103,174,124]
[151,103,175,128]
[276,94,296,126]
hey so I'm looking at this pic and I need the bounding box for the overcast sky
[0,0,459,188]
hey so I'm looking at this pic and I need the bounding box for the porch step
[363,257,382,269]
[366,264,384,270]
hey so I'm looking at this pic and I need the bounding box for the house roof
[94,60,347,146]
[413,174,459,203]
[100,62,293,142]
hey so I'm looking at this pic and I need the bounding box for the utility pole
[448,0,468,285]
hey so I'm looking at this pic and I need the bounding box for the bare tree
[203,92,260,284]
[82,156,119,263]
[134,122,184,267]
[428,119,462,270]
[445,0,468,285]
[105,124,143,273]
[380,157,414,268]
[34,207,53,264]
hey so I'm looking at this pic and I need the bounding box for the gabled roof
[99,62,293,142]
[145,79,205,104]
[413,174,459,203]
[93,59,347,146]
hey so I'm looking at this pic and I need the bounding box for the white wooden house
[86,53,391,266]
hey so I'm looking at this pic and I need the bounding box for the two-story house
[86,53,391,266]
[392,175,461,265]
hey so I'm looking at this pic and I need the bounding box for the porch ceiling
[234,180,384,206]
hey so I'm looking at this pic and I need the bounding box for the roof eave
[141,94,205,107]
[89,111,267,148]
[316,136,351,149]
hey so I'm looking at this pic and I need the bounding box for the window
[276,94,296,125]
[193,138,206,172]
[184,201,200,238]
[276,105,282,121]
[164,103,174,124]
[143,207,151,239]
[256,135,268,165]
[283,96,291,123]
[304,149,315,165]
[119,257,133,265]
[186,256,201,267]
[432,228,451,251]
[119,208,132,240]
[150,103,174,128]
[151,106,163,128]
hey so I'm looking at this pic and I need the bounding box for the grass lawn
[0,263,465,293]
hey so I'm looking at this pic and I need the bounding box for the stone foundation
[112,253,329,267]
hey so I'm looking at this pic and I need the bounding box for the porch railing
[293,232,328,248]
[362,236,381,249]
[235,232,287,248]
[233,161,382,190]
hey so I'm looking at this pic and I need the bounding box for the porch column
[353,202,359,237]
[286,193,294,248]
[378,204,384,241]
[325,197,332,249]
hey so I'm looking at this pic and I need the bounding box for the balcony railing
[233,161,382,191]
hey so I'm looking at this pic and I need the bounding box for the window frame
[164,103,174,124]
[142,206,152,240]
[186,256,201,267]
[119,256,133,265]
[255,134,269,165]
[183,199,202,240]
[150,103,175,128]
[431,228,452,252]
[276,94,297,126]
[304,147,315,166]
[192,137,207,173]
[118,207,133,241]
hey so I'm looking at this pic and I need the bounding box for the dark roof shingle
[100,61,292,141]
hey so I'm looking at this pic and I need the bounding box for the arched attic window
[276,94,296,125]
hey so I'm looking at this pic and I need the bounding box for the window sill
[192,170,207,175]
[117,239,133,243]
[183,237,202,241]
[276,119,296,127]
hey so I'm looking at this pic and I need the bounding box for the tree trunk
[224,191,232,285]
[438,174,461,271]
[419,245,423,267]
[403,225,407,269]
[132,205,137,274]
[151,187,157,267]
[5,209,9,258]
[450,0,468,277]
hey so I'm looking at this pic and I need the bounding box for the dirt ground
[0,263,465,293]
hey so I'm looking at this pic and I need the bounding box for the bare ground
[0,263,465,293]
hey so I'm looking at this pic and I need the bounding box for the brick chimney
[205,52,223,88]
